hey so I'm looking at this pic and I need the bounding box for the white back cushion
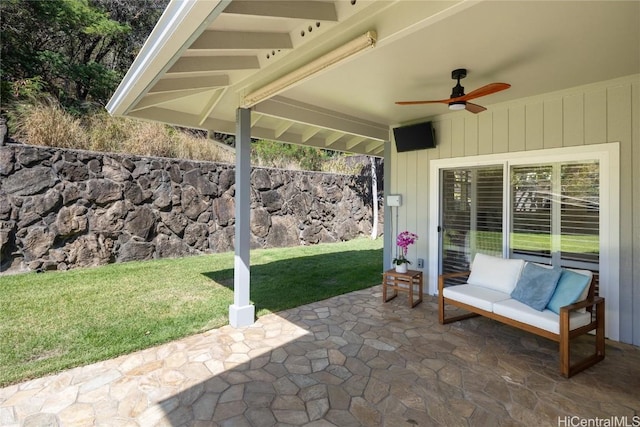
[467,253,525,294]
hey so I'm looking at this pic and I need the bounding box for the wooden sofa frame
[438,270,605,378]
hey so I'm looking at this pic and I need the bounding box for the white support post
[229,107,255,327]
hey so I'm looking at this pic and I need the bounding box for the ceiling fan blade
[395,99,449,106]
[457,82,511,102]
[465,102,486,114]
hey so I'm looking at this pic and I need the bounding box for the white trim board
[428,142,620,341]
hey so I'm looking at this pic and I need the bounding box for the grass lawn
[446,231,599,254]
[0,237,383,387]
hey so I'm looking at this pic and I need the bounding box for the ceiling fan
[395,68,511,114]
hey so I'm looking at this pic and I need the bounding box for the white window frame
[428,143,620,340]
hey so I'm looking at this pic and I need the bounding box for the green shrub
[252,139,326,171]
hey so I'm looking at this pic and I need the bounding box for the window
[510,161,599,269]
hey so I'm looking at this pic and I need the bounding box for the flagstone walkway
[1,286,639,426]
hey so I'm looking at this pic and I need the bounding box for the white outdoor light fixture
[242,30,377,108]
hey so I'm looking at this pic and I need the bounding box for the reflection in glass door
[440,167,503,276]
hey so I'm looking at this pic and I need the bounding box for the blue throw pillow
[546,269,591,314]
[510,263,562,311]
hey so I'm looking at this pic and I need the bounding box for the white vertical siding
[405,152,418,264]
[464,115,479,156]
[608,82,634,344]
[390,74,640,345]
[415,149,429,264]
[585,88,607,145]
[632,80,640,345]
[563,93,584,146]
[525,102,544,150]
[478,113,493,154]
[492,109,509,154]
[508,104,525,152]
[451,116,465,158]
[543,97,563,149]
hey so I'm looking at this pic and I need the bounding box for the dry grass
[11,101,235,163]
[321,156,365,175]
[8,101,364,172]
[87,114,235,163]
[12,100,88,149]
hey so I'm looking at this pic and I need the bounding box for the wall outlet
[417,258,424,269]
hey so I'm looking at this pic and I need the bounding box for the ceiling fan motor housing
[450,68,467,98]
[451,68,467,80]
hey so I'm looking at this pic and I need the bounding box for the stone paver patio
[1,285,639,426]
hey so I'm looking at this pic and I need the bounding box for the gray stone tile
[2,287,639,427]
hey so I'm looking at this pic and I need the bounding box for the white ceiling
[107,0,640,157]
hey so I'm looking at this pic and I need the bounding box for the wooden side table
[382,269,423,308]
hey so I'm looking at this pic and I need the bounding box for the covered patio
[2,2,639,424]
[106,0,639,346]
[2,290,639,425]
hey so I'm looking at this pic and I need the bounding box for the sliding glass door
[430,143,617,339]
[440,166,503,276]
[440,161,599,273]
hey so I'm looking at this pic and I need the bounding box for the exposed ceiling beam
[275,121,294,138]
[168,56,259,73]
[190,30,293,50]
[198,87,227,126]
[301,127,321,142]
[148,75,229,93]
[325,132,344,147]
[253,96,387,141]
[127,107,381,157]
[128,107,237,135]
[129,89,206,111]
[106,0,230,116]
[223,1,337,21]
[346,136,366,150]
[365,140,383,154]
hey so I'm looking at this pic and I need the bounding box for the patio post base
[229,304,255,327]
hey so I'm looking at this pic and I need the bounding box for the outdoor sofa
[438,253,605,377]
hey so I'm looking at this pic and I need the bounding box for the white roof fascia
[106,0,229,117]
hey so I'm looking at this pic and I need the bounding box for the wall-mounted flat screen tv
[393,121,436,153]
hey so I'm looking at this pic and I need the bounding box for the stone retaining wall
[0,143,379,273]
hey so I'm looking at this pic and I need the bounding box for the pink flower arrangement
[393,231,418,265]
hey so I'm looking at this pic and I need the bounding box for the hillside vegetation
[6,100,363,173]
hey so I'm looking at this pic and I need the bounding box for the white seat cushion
[493,298,592,334]
[443,284,511,312]
[467,253,525,294]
